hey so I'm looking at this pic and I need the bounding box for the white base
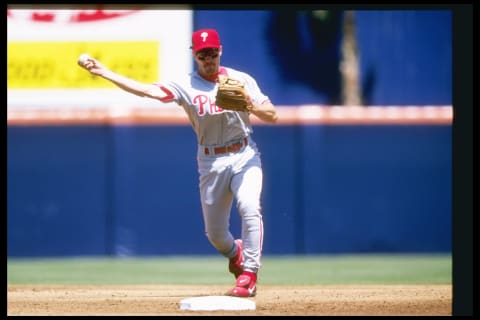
[179,295,256,311]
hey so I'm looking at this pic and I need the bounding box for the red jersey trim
[157,85,175,102]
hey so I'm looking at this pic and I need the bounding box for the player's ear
[219,46,223,57]
[192,51,199,62]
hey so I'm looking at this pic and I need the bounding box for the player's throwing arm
[76,53,170,101]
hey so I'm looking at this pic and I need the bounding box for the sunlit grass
[7,254,451,285]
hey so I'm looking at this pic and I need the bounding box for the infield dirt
[7,284,451,316]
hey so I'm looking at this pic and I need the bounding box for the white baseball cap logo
[192,29,220,52]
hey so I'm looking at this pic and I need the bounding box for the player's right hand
[78,56,106,76]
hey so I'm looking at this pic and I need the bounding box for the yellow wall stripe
[8,41,159,89]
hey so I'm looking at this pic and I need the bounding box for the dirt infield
[7,284,451,316]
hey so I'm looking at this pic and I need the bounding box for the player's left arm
[248,99,278,123]
[243,74,278,123]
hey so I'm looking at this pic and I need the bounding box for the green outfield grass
[7,254,451,285]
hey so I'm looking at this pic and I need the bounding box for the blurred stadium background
[8,6,452,259]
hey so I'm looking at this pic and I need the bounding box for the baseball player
[78,29,277,297]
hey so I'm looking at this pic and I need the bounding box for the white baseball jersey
[153,65,266,274]
[154,66,269,146]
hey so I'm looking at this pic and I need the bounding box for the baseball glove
[215,75,252,112]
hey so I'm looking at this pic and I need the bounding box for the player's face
[195,48,221,76]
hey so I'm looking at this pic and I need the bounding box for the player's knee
[236,200,261,217]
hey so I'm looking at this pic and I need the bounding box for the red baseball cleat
[227,271,257,297]
[228,239,244,279]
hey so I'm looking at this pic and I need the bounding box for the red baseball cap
[191,29,221,53]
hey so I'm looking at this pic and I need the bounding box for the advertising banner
[7,7,193,108]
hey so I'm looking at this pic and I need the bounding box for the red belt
[204,138,248,155]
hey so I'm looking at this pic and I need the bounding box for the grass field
[7,253,451,285]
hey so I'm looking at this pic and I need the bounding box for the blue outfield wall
[7,124,452,257]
